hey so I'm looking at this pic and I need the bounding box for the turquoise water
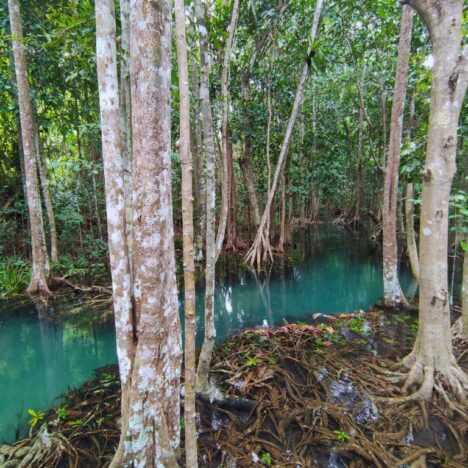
[0,227,414,443]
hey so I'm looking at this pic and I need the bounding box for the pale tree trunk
[403,0,467,400]
[95,1,134,466]
[405,182,419,280]
[174,0,198,464]
[8,0,50,296]
[101,0,182,464]
[382,5,413,307]
[246,0,324,269]
[404,93,419,281]
[195,0,218,395]
[215,0,240,259]
[119,0,133,265]
[34,127,58,262]
[191,60,206,261]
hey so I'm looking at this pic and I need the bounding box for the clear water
[0,227,414,443]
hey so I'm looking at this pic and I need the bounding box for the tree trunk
[34,127,59,263]
[215,0,240,259]
[8,0,50,296]
[174,0,198,464]
[239,77,261,230]
[191,59,206,261]
[226,122,238,251]
[95,1,134,466]
[382,5,413,307]
[246,0,324,268]
[405,182,419,280]
[99,0,182,464]
[119,0,133,265]
[403,0,467,400]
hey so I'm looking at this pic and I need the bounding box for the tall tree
[195,0,218,394]
[8,0,50,296]
[215,0,240,259]
[402,0,467,400]
[246,0,324,268]
[382,4,413,307]
[174,0,197,464]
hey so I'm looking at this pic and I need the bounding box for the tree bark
[34,127,58,263]
[174,0,198,464]
[191,60,206,261]
[100,0,182,464]
[246,0,324,268]
[225,122,238,250]
[403,0,467,400]
[8,0,50,296]
[195,0,218,395]
[215,0,240,259]
[119,0,133,265]
[382,5,413,307]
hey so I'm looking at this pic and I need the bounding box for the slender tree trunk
[191,60,206,261]
[119,0,133,265]
[174,0,198,464]
[215,0,240,259]
[239,77,261,230]
[453,245,468,337]
[34,127,58,262]
[226,122,238,251]
[403,0,467,400]
[195,0,218,394]
[246,0,324,268]
[8,0,50,296]
[95,1,134,466]
[405,182,419,280]
[382,5,413,307]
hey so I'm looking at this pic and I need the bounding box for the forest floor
[1,308,467,467]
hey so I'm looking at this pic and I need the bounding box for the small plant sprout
[245,354,260,367]
[56,406,69,420]
[28,408,45,428]
[260,452,272,466]
[334,429,350,442]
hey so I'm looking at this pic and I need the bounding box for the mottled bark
[403,0,467,400]
[246,0,323,268]
[119,0,133,265]
[195,0,217,394]
[174,0,198,464]
[382,5,413,307]
[101,0,182,465]
[8,0,50,296]
[95,2,134,466]
[216,0,240,259]
[34,127,58,262]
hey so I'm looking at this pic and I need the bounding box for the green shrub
[0,256,31,297]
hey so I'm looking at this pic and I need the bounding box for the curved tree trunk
[8,0,50,296]
[382,4,413,307]
[174,0,198,464]
[403,0,467,400]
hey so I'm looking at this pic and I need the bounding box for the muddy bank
[1,309,467,467]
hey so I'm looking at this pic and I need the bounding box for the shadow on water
[0,225,415,443]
